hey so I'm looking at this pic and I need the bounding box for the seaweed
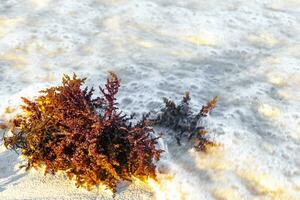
[3,72,162,192]
[152,92,218,151]
[2,72,218,192]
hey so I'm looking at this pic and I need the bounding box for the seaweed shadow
[0,140,26,192]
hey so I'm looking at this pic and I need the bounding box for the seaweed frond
[153,92,218,151]
[3,72,162,192]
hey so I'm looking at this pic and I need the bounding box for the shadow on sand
[0,140,27,192]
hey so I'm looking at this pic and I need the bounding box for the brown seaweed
[3,72,162,192]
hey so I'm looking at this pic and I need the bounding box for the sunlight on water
[0,51,28,69]
[213,187,242,200]
[0,17,24,38]
[238,171,283,194]
[183,34,215,46]
[267,73,285,87]
[190,146,232,171]
[30,0,51,9]
[258,104,280,119]
[146,178,186,200]
[135,39,155,49]
[248,33,280,48]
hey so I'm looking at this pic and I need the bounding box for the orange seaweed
[3,72,162,192]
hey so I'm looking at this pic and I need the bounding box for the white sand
[1,0,300,199]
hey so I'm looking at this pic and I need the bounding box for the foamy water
[0,0,300,199]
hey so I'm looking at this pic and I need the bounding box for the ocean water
[0,0,300,199]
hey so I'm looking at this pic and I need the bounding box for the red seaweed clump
[3,72,162,192]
